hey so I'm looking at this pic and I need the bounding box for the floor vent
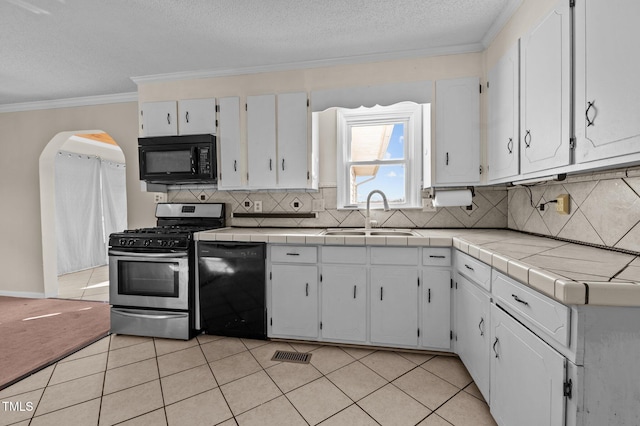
[271,350,312,364]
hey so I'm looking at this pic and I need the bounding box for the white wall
[0,102,156,297]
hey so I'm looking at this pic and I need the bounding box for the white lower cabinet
[370,267,419,347]
[270,263,318,339]
[421,268,451,350]
[320,264,367,343]
[490,304,566,426]
[454,273,491,402]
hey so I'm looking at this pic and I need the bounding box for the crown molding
[0,92,138,113]
[481,0,523,47]
[131,43,485,85]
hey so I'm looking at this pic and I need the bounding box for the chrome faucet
[365,190,390,229]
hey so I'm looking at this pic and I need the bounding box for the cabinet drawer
[455,251,491,291]
[422,248,451,266]
[321,246,367,264]
[492,271,570,347]
[271,245,317,263]
[371,247,419,266]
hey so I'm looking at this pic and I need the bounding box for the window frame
[336,102,424,210]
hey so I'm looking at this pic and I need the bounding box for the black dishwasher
[197,242,267,340]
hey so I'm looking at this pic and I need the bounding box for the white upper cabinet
[277,92,309,189]
[217,97,243,189]
[431,77,481,186]
[140,98,216,137]
[574,0,640,164]
[247,94,278,188]
[247,92,310,190]
[520,0,571,175]
[177,98,217,135]
[487,42,520,183]
[140,101,178,137]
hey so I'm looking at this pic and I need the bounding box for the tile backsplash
[167,186,508,230]
[508,166,640,253]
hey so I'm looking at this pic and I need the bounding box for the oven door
[109,250,189,311]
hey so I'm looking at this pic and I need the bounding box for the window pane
[350,123,405,161]
[350,164,406,204]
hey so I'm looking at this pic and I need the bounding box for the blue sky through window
[353,123,406,204]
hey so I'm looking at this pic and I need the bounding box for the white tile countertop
[195,228,640,307]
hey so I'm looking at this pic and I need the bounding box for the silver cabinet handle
[586,100,596,127]
[493,337,499,358]
[233,160,237,172]
[507,137,513,154]
[305,283,309,297]
[282,158,285,171]
[185,111,190,123]
[429,255,446,259]
[353,285,357,299]
[286,253,300,256]
[380,286,384,301]
[446,152,449,165]
[478,317,485,336]
[465,264,475,272]
[524,130,531,148]
[269,159,272,171]
[511,294,529,306]
[167,113,171,125]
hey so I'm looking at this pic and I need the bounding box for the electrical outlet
[556,194,570,215]
[422,198,437,212]
[254,200,263,213]
[153,193,167,203]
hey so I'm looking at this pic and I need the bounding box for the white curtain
[55,151,127,275]
[101,159,128,239]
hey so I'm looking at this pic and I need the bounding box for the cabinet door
[434,77,480,185]
[247,94,277,188]
[490,305,566,426]
[575,0,640,164]
[487,42,520,182]
[520,0,571,175]
[421,268,451,350]
[321,265,367,343]
[277,92,308,189]
[270,264,318,339]
[178,98,216,135]
[217,97,243,189]
[370,267,418,347]
[455,274,491,402]
[140,101,178,137]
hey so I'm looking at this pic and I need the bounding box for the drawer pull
[493,337,499,358]
[428,288,431,303]
[286,253,300,256]
[429,255,446,259]
[353,285,357,299]
[511,294,529,306]
[380,287,384,301]
[464,264,475,272]
[478,317,485,336]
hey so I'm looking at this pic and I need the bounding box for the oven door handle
[112,308,187,320]
[108,250,188,258]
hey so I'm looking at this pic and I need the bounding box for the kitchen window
[336,102,424,209]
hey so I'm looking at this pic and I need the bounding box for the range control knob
[119,238,127,246]
[143,239,151,247]
[128,240,136,246]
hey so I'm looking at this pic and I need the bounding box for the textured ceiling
[0,0,518,107]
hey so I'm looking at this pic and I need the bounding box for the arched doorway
[39,131,127,299]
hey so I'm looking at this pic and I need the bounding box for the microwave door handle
[191,147,197,174]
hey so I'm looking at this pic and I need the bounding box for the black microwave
[138,134,217,184]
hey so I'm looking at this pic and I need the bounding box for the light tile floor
[0,334,498,426]
[57,266,110,302]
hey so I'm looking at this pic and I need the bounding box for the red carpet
[0,296,110,390]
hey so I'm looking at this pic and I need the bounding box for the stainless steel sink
[322,228,418,237]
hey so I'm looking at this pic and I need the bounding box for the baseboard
[0,290,46,299]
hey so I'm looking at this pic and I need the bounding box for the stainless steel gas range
[108,203,225,340]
